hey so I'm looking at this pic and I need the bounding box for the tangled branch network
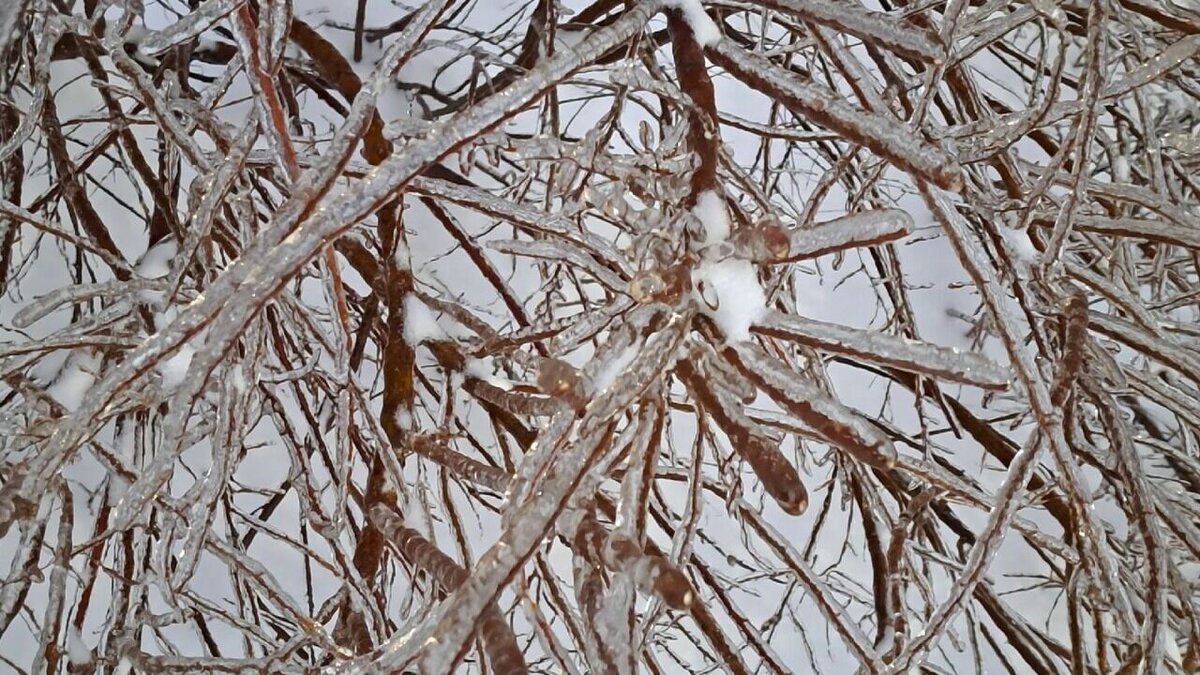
[1,0,1198,672]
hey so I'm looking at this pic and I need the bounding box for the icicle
[536,357,590,411]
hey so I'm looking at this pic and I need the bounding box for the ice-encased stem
[755,310,1011,389]
[783,208,914,262]
[706,38,963,191]
[726,342,898,469]
[136,0,243,56]
[755,0,944,63]
[370,505,529,675]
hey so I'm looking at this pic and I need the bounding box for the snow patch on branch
[135,237,178,306]
[693,258,767,344]
[466,357,516,391]
[49,351,100,412]
[393,408,413,432]
[593,341,641,391]
[157,343,197,390]
[998,224,1039,276]
[689,191,767,343]
[693,190,730,245]
[135,238,176,279]
[393,237,412,271]
[67,627,92,666]
[402,294,446,345]
[665,0,721,46]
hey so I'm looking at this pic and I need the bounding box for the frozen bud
[602,183,628,218]
[647,237,677,267]
[649,560,695,610]
[757,219,792,260]
[308,516,336,539]
[769,475,809,516]
[741,435,808,516]
[629,271,667,303]
[659,264,693,304]
[630,261,693,305]
[537,358,588,409]
[638,120,655,149]
[732,219,791,261]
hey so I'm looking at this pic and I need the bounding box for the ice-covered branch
[754,311,1011,389]
[707,39,962,191]
[754,0,944,64]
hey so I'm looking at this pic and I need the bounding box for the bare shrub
[1,0,1198,672]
